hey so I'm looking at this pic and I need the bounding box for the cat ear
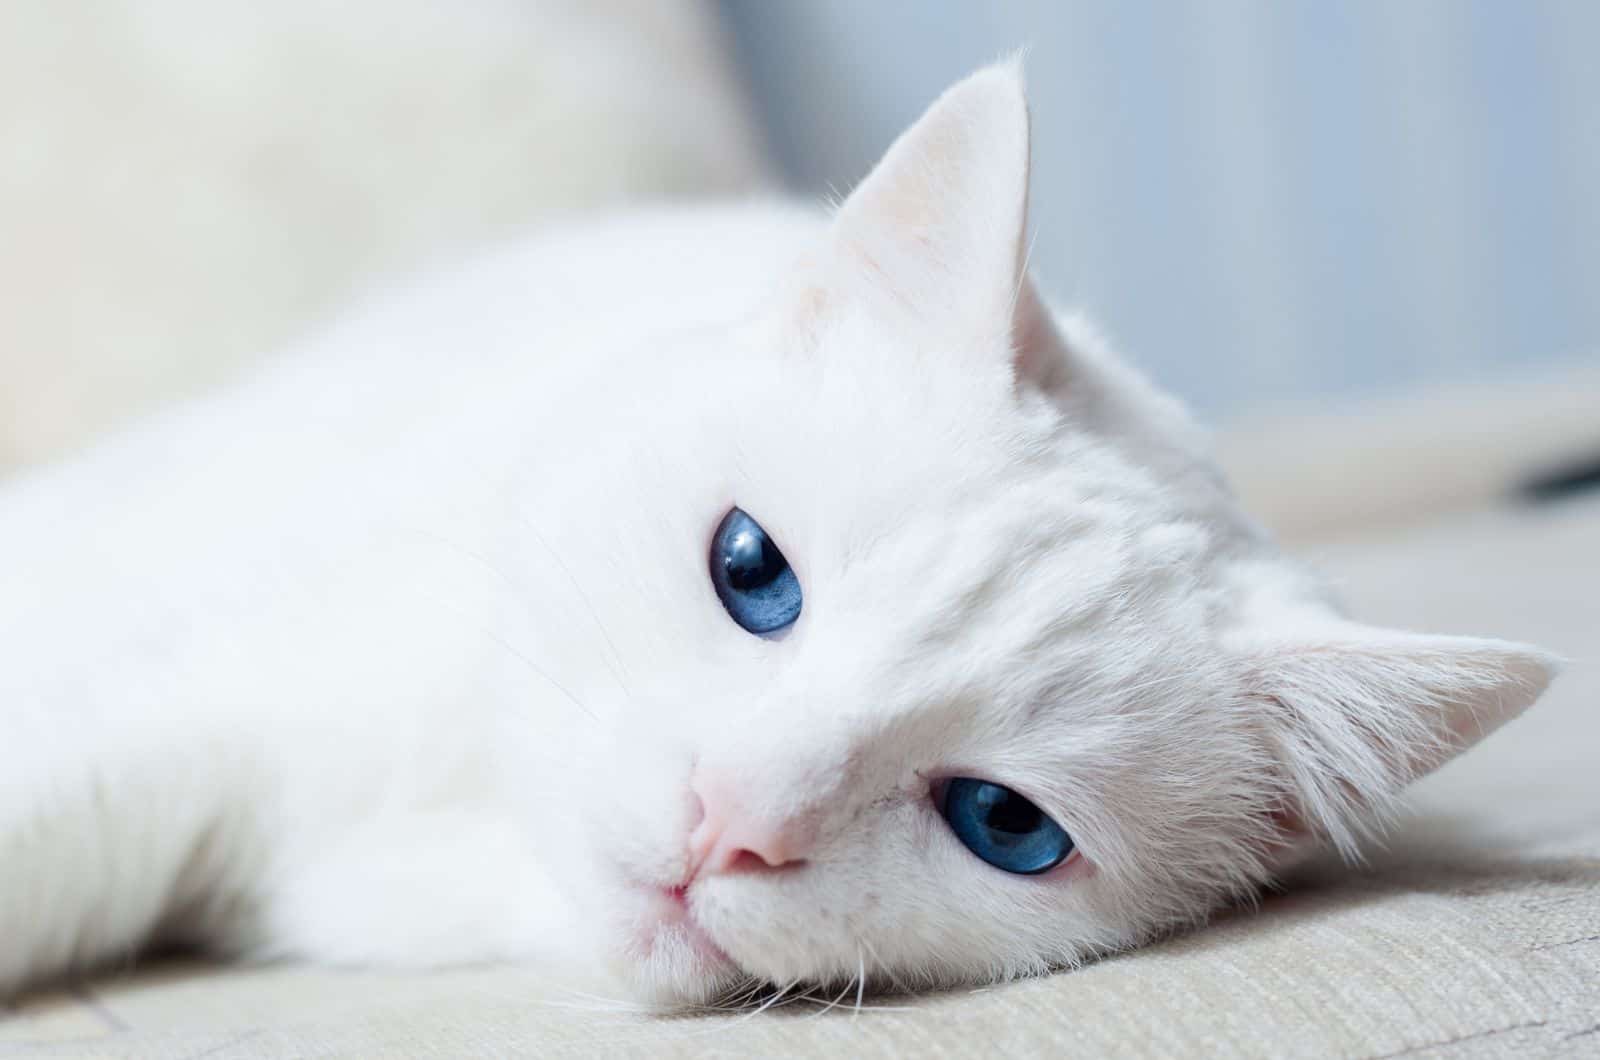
[1238,619,1558,860]
[821,59,1043,371]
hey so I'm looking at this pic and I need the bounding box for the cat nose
[687,770,815,877]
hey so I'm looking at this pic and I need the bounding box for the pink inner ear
[1266,806,1303,836]
[1259,804,1324,877]
[1235,624,1557,864]
[1010,279,1067,394]
[810,62,1034,359]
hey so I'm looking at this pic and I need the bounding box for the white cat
[0,61,1555,1008]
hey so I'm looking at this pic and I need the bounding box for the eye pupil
[710,508,803,636]
[985,791,1042,836]
[941,778,1073,875]
[724,529,780,590]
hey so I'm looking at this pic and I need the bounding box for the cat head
[503,60,1556,1006]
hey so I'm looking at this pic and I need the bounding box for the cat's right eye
[709,508,802,636]
[940,778,1074,875]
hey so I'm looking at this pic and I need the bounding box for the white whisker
[408,586,597,721]
[859,934,908,997]
[516,512,634,693]
[854,943,866,1017]
[403,523,630,697]
[807,976,856,1019]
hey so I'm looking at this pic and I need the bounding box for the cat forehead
[707,372,1203,587]
[635,324,1222,634]
[734,460,1224,739]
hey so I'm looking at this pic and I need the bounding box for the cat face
[499,62,1555,1006]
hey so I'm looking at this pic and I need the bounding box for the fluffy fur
[0,62,1555,1007]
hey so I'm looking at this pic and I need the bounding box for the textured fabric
[4,493,1596,1059]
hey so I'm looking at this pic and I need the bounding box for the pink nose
[688,770,814,877]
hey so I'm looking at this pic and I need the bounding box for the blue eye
[940,777,1074,875]
[710,508,802,636]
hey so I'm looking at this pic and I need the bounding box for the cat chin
[616,932,750,1010]
[608,883,751,1009]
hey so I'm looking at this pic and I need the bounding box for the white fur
[0,62,1556,1006]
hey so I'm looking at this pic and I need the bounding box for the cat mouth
[633,882,732,969]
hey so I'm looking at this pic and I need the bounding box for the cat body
[0,64,1553,1006]
[0,203,818,992]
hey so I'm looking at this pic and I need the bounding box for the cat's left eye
[940,777,1074,875]
[709,507,802,636]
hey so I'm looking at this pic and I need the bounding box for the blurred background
[723,1,1600,421]
[2,0,1595,538]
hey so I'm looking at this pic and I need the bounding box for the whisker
[854,943,866,1017]
[858,934,909,997]
[401,521,632,698]
[807,976,856,1019]
[717,977,766,1012]
[704,978,794,1034]
[515,512,633,693]
[410,587,597,721]
[521,985,652,1015]
[751,979,797,1016]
